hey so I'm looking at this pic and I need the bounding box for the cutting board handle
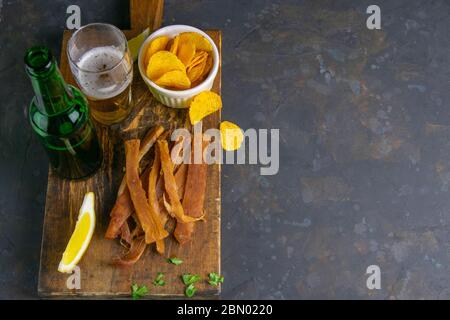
[130,0,164,32]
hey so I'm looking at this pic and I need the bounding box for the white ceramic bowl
[138,25,219,108]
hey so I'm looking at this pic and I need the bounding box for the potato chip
[179,32,213,52]
[189,54,213,87]
[144,36,170,67]
[187,55,213,88]
[220,121,244,151]
[154,70,191,90]
[146,51,185,81]
[187,58,206,83]
[144,32,215,90]
[202,53,213,77]
[177,41,196,66]
[189,91,222,125]
[187,51,208,69]
[170,35,180,55]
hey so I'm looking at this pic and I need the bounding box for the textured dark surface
[2,0,450,299]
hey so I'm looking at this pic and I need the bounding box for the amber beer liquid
[76,46,133,125]
[68,23,133,125]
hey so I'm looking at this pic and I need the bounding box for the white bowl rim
[138,24,219,98]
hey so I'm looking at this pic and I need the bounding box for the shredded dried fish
[126,139,168,244]
[105,165,151,240]
[119,221,132,247]
[105,190,134,239]
[113,236,147,266]
[117,125,165,197]
[148,143,166,255]
[174,139,208,244]
[157,140,203,224]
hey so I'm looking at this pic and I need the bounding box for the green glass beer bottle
[25,46,102,179]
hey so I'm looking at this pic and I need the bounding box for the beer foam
[76,46,132,100]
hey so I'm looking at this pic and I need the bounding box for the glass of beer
[67,23,133,125]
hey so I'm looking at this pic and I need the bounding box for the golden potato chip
[187,51,208,69]
[200,53,213,78]
[154,70,191,90]
[170,35,180,55]
[144,36,170,66]
[146,50,185,81]
[187,58,206,83]
[220,121,244,151]
[177,41,196,66]
[189,91,222,125]
[179,32,213,52]
[190,54,213,87]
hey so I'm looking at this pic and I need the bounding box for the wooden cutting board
[38,0,221,298]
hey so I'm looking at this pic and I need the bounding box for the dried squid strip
[119,221,132,246]
[105,190,134,239]
[148,144,165,255]
[157,140,203,224]
[159,163,188,217]
[105,165,151,239]
[125,139,168,244]
[174,141,208,244]
[117,125,165,197]
[113,236,147,267]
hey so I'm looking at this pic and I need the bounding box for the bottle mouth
[24,46,54,75]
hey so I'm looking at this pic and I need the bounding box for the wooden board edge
[217,29,222,297]
[37,292,220,300]
[37,169,53,296]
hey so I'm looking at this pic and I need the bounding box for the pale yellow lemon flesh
[58,192,96,273]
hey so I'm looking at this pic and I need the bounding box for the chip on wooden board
[189,91,222,125]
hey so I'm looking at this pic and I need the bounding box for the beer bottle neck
[25,46,73,115]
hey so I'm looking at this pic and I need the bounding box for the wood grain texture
[38,0,221,298]
[130,0,164,33]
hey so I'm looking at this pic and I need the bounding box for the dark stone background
[2,0,450,299]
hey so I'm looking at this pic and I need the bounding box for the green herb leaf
[167,257,183,265]
[208,272,224,286]
[153,272,165,286]
[185,283,197,298]
[131,283,148,300]
[181,274,201,285]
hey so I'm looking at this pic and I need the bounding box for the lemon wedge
[128,27,150,62]
[58,192,96,273]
